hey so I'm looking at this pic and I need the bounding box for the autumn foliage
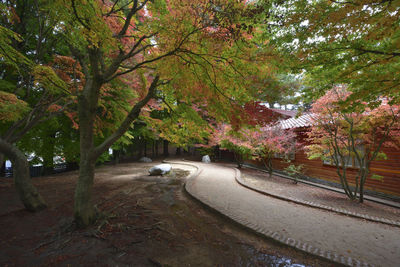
[306,85,400,202]
[208,118,296,171]
[252,125,296,177]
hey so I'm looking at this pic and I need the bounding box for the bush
[284,160,304,184]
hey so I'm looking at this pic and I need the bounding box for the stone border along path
[243,164,400,210]
[165,160,400,267]
[236,173,400,227]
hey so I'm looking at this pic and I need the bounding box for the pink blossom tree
[306,86,400,202]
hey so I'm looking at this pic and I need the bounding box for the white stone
[202,155,211,163]
[139,157,152,163]
[149,164,172,175]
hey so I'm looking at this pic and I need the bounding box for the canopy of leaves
[252,125,296,160]
[306,85,400,163]
[262,0,400,106]
[0,91,30,123]
[0,25,32,69]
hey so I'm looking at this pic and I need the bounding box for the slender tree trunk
[335,165,356,200]
[354,174,360,201]
[261,157,272,177]
[359,182,364,203]
[267,156,273,177]
[359,167,369,203]
[0,138,47,211]
[234,152,242,168]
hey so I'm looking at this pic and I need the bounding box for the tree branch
[93,75,160,159]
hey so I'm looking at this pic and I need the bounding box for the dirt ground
[240,168,400,222]
[0,161,334,267]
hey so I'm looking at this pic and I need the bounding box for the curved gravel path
[177,161,400,267]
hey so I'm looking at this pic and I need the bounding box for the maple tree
[261,0,400,105]
[206,101,283,168]
[205,100,297,171]
[209,124,255,168]
[252,126,296,177]
[146,103,214,150]
[306,86,400,202]
[42,0,274,226]
[207,122,296,173]
[1,0,284,225]
[0,1,77,211]
[242,101,283,126]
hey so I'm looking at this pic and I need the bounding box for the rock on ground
[149,164,172,176]
[202,155,211,163]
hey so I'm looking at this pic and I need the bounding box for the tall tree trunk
[74,151,96,227]
[0,138,47,211]
[73,75,159,227]
[74,89,98,227]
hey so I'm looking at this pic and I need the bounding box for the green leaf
[0,91,30,122]
[32,65,68,94]
[370,174,384,182]
[375,152,387,161]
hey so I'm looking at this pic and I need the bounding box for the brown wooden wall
[248,129,400,197]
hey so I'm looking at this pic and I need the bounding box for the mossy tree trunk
[73,75,160,227]
[73,80,100,227]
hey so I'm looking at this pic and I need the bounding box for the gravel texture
[181,161,400,267]
[240,168,400,223]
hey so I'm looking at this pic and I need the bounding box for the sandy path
[182,162,400,267]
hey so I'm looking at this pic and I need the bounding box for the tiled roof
[270,108,297,118]
[278,113,313,129]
